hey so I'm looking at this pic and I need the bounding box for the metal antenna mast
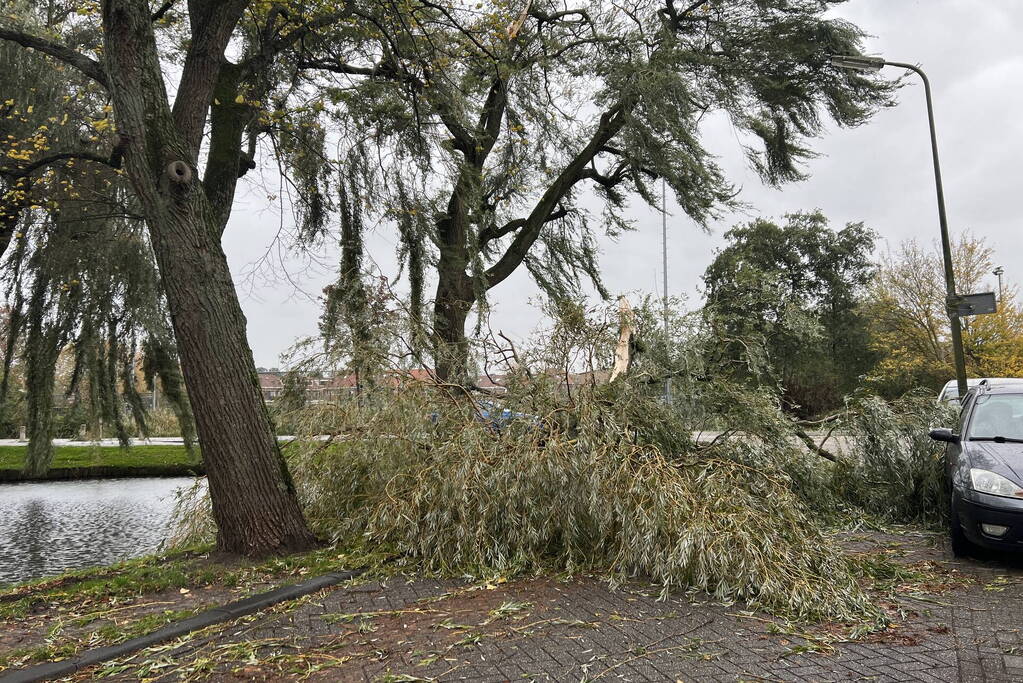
[662,178,671,404]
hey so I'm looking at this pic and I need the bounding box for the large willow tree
[287,0,896,381]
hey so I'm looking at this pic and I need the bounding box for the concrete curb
[1,569,363,683]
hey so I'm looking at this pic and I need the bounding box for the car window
[967,394,1023,440]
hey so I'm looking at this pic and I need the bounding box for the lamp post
[994,266,1005,301]
[830,54,968,398]
[661,176,672,404]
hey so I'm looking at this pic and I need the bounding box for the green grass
[0,543,390,617]
[0,543,389,673]
[0,444,200,471]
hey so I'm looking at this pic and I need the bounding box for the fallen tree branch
[793,425,841,463]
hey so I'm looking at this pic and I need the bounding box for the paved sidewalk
[62,531,1023,682]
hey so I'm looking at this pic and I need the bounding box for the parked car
[930,379,1023,555]
[937,377,1023,403]
[427,400,535,434]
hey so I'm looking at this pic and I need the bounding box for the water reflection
[0,477,196,585]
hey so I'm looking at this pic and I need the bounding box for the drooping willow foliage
[140,332,197,458]
[0,7,196,473]
[2,196,198,474]
[174,295,948,625]
[316,166,409,392]
[321,176,371,377]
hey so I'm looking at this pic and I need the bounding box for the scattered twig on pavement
[588,618,715,680]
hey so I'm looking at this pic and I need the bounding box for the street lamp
[994,266,1005,301]
[830,54,968,398]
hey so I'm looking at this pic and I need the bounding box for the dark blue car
[930,380,1023,555]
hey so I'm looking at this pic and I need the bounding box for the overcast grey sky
[224,0,1023,368]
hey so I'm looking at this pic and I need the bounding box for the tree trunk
[157,228,316,554]
[433,269,473,384]
[432,167,475,383]
[102,0,315,555]
[609,296,635,382]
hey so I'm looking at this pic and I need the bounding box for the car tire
[949,495,978,557]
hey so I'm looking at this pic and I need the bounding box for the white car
[939,378,1023,403]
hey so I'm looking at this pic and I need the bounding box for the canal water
[0,477,197,586]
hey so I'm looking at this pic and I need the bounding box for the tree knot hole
[166,160,193,185]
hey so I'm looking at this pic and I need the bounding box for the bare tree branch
[479,207,568,245]
[150,0,176,22]
[0,28,109,88]
[0,151,118,180]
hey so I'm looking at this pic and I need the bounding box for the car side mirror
[929,428,959,444]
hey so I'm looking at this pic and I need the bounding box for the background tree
[291,0,895,382]
[865,233,1023,395]
[702,211,876,416]
[0,2,197,472]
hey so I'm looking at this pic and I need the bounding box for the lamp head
[829,54,886,73]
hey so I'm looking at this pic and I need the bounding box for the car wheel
[949,495,978,557]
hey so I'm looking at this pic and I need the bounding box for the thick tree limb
[0,28,109,88]
[484,104,631,288]
[474,76,507,163]
[793,426,842,463]
[529,8,593,26]
[171,0,249,159]
[295,57,379,77]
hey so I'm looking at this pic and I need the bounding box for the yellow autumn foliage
[864,233,1023,395]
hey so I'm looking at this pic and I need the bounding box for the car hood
[966,441,1023,484]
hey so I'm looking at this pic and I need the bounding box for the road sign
[953,292,997,317]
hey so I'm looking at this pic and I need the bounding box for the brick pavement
[73,531,1023,682]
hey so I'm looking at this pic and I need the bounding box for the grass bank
[0,545,386,673]
[0,445,202,481]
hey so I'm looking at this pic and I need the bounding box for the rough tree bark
[433,169,476,383]
[99,0,315,555]
[433,269,473,383]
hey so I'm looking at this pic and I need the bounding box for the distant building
[257,371,285,401]
[476,374,508,394]
[257,368,436,403]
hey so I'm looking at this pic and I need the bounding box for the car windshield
[969,394,1023,440]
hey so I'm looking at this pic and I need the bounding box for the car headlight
[970,468,1023,498]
